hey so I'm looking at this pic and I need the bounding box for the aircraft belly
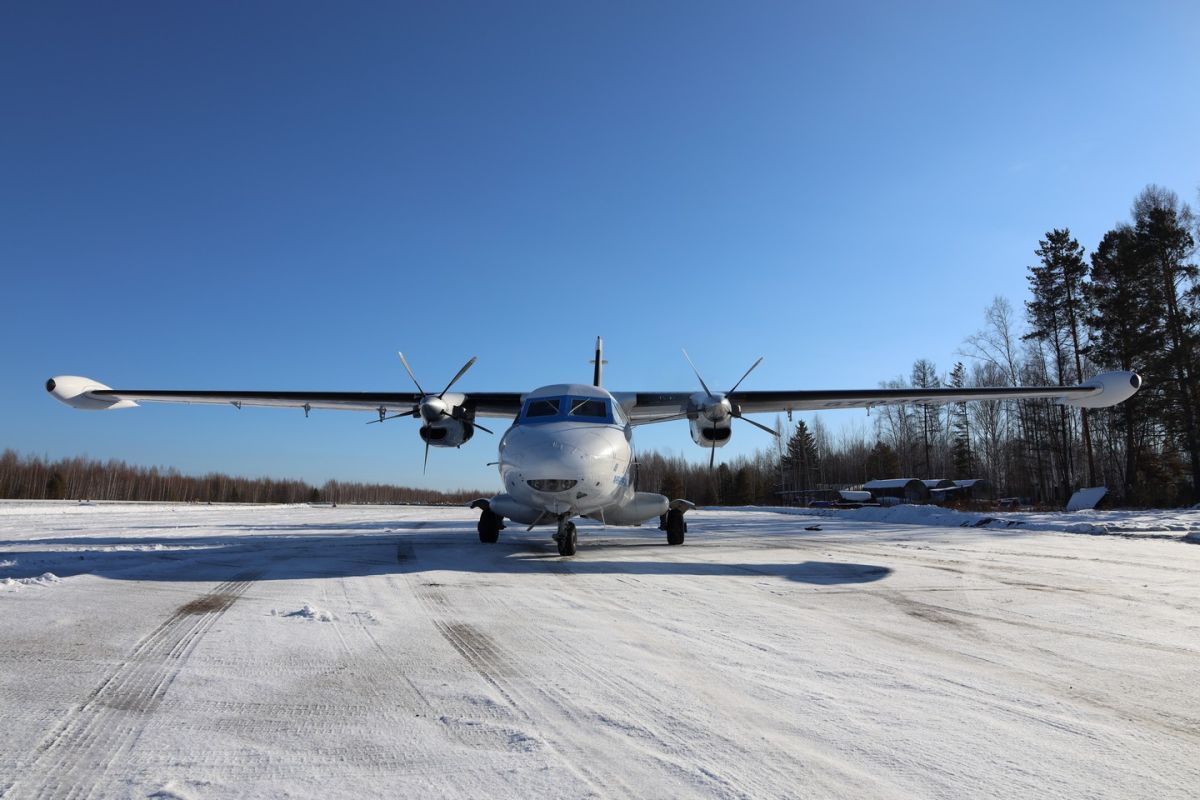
[586,492,669,527]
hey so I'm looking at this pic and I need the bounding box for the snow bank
[1,572,62,589]
[740,504,1200,539]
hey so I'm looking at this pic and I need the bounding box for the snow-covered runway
[1,502,1197,799]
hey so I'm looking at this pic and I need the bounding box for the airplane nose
[503,426,604,490]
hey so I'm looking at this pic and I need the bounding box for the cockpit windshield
[519,395,614,424]
[569,398,607,418]
[524,398,561,418]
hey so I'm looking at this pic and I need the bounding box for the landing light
[527,479,578,492]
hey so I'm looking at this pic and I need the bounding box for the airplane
[46,338,1142,556]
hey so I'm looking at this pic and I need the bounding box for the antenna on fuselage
[590,336,607,387]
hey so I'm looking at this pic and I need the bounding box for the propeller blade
[439,356,477,397]
[423,441,430,474]
[709,441,716,470]
[727,356,764,395]
[397,352,426,395]
[734,413,780,437]
[682,349,714,397]
[472,420,494,435]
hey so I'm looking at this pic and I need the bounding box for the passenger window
[569,398,607,418]
[525,398,561,418]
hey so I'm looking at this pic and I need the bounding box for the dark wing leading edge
[46,377,525,419]
[620,370,1143,425]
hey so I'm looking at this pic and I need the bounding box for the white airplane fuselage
[485,383,664,527]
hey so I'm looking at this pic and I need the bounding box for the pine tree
[1087,225,1159,500]
[911,359,942,476]
[949,361,974,478]
[1131,186,1200,498]
[782,420,820,498]
[864,441,900,481]
[1024,228,1092,498]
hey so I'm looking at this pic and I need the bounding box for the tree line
[634,184,1200,508]
[0,450,486,506]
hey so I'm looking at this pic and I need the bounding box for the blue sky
[3,2,1199,490]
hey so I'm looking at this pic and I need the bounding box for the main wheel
[478,509,502,543]
[556,521,577,556]
[665,508,686,546]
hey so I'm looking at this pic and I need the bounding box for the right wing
[45,376,524,419]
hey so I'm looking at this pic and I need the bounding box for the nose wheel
[477,509,503,543]
[553,517,577,557]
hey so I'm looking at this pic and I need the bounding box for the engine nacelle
[419,416,474,448]
[689,416,732,449]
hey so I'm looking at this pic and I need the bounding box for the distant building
[922,479,958,504]
[863,478,930,504]
[952,479,993,501]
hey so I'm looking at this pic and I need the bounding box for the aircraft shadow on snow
[0,519,892,586]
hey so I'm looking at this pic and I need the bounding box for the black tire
[556,521,577,556]
[665,509,685,546]
[478,509,502,544]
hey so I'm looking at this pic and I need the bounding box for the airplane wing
[620,370,1143,425]
[45,376,524,419]
[48,369,1142,425]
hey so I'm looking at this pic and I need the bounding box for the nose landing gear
[553,515,577,557]
[477,508,504,543]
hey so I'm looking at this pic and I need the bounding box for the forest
[0,449,484,506]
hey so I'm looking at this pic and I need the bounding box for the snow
[1,500,1198,798]
[790,501,1200,538]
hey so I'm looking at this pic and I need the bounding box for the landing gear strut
[664,508,686,546]
[553,516,577,557]
[477,509,503,543]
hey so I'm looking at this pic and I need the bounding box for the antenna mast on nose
[591,336,607,387]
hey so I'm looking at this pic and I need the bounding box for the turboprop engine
[682,350,780,468]
[387,353,495,472]
[688,392,734,449]
[417,391,475,448]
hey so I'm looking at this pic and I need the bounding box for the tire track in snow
[405,577,625,798]
[533,560,873,799]
[2,572,260,800]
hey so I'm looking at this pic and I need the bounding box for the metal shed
[862,478,930,504]
[952,479,993,501]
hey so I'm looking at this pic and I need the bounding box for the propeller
[682,349,779,470]
[368,352,492,474]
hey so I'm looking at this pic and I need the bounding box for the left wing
[619,370,1142,425]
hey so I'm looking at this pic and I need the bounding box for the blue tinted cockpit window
[524,398,561,418]
[569,398,607,418]
[519,395,614,424]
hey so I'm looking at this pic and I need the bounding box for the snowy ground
[0,502,1197,799]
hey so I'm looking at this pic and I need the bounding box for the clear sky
[3,1,1199,491]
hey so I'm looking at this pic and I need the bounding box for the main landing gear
[553,516,577,557]
[477,509,504,543]
[663,508,686,546]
